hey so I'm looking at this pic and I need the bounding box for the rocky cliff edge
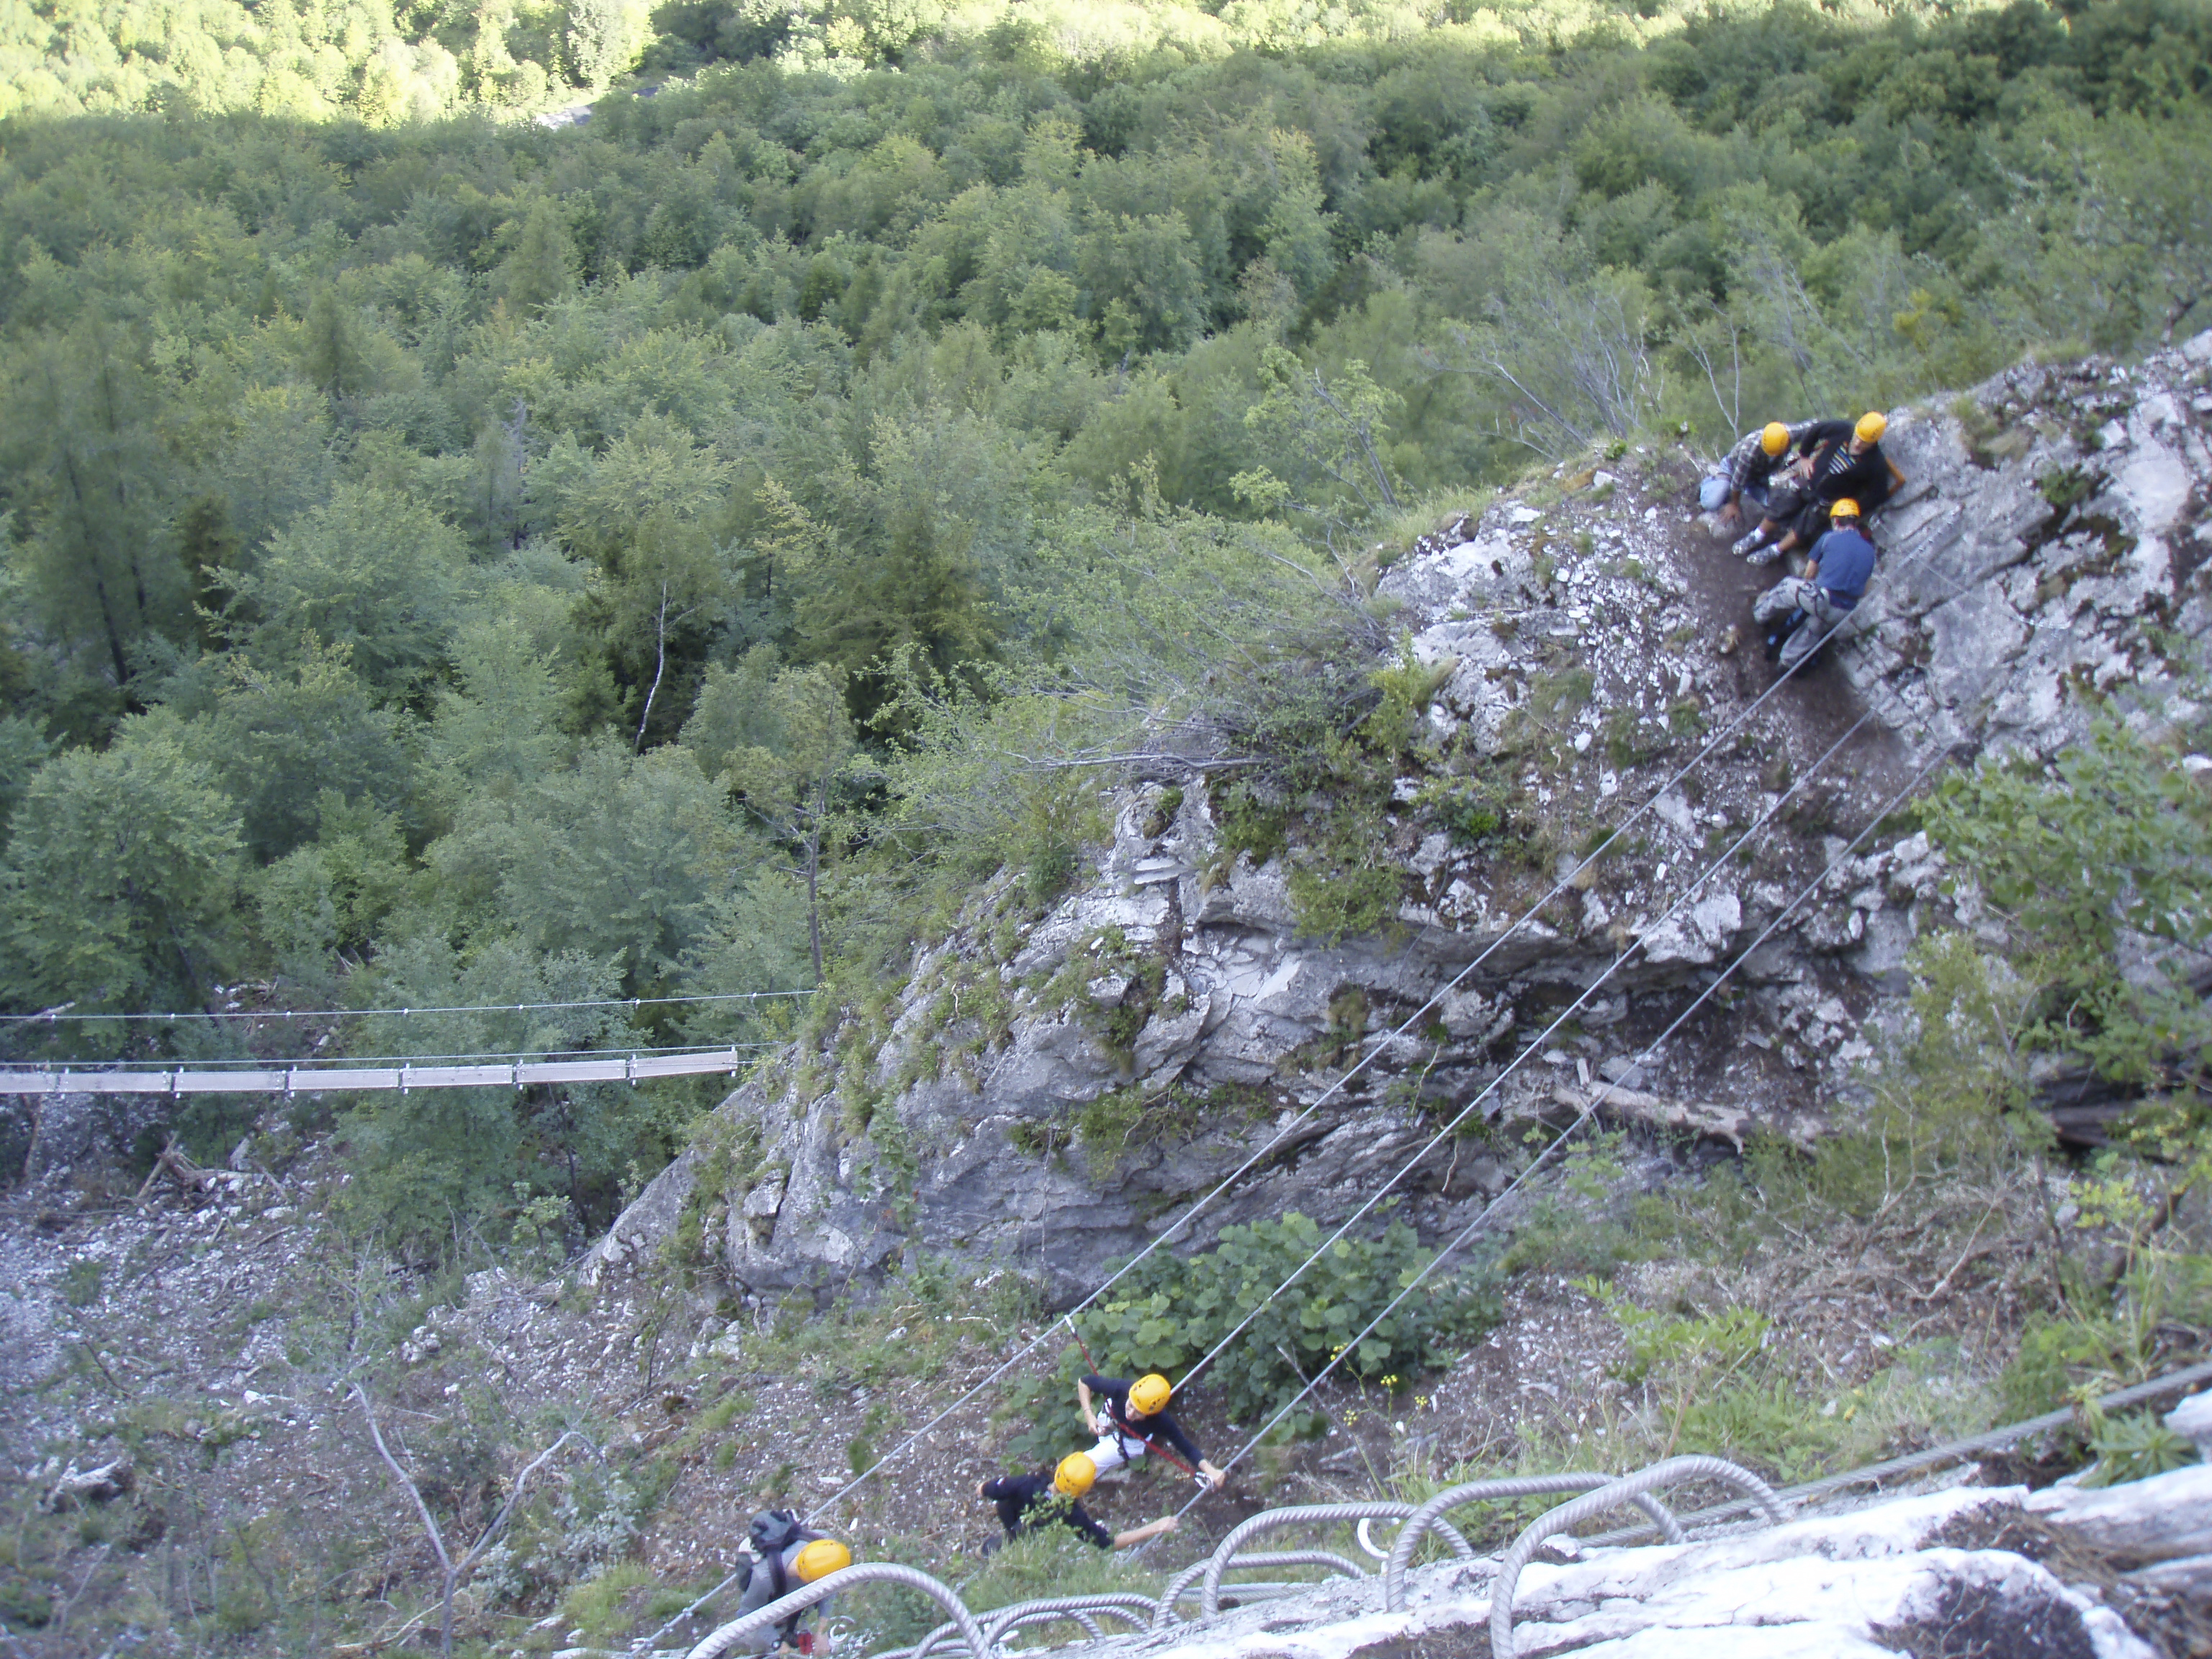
[594,334,2212,1311]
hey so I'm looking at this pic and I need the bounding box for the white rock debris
[1071,1470,2202,1658]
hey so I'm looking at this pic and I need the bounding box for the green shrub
[60,1259,104,1308]
[1074,1210,1501,1435]
[2080,1406,2199,1486]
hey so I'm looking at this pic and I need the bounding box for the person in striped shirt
[1712,419,1820,530]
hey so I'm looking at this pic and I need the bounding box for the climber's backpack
[749,1509,805,1555]
[739,1509,811,1607]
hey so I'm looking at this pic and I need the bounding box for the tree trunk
[634,582,670,752]
[804,775,827,984]
[49,426,132,686]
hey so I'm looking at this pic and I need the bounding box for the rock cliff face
[596,335,2212,1310]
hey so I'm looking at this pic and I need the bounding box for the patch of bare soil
[1647,452,1920,812]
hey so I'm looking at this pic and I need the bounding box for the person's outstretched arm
[1151,1412,1212,1478]
[1076,1377,1099,1434]
[1112,1515,1180,1548]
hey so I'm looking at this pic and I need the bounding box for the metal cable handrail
[686,1564,987,1659]
[1382,1474,1686,1611]
[0,1043,768,1096]
[1488,1457,1788,1655]
[12,1040,778,1069]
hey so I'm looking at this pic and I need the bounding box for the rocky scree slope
[597,333,2212,1312]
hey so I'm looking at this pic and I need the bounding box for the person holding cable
[1075,1370,1227,1489]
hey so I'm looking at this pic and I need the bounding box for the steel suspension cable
[1174,742,1953,1520]
[642,638,1851,1650]
[1,988,817,1025]
[1163,706,1881,1401]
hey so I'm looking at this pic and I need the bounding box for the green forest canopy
[0,0,2208,1244]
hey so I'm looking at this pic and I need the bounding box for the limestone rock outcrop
[595,334,2212,1309]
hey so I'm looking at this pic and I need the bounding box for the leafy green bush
[59,1259,104,1308]
[1923,716,2212,1087]
[1074,1210,1500,1435]
[2080,1406,2199,1487]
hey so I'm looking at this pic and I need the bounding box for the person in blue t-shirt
[1752,500,1877,673]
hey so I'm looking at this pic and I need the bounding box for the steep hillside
[4,335,2208,1658]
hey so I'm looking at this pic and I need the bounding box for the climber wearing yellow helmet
[1751,498,1879,674]
[974,1452,1181,1552]
[729,1509,850,1654]
[1704,418,1817,529]
[1732,410,1906,565]
[1076,1370,1226,1489]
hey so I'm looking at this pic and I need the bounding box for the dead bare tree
[1424,278,1662,462]
[1678,302,1745,436]
[352,1384,584,1659]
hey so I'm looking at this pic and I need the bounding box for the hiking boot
[1744,541,1783,566]
[1728,531,1763,558]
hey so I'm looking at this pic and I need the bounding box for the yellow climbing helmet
[1128,1374,1173,1416]
[1054,1452,1097,1498]
[1855,411,1887,443]
[1761,421,1789,456]
[1829,498,1862,521]
[793,1539,851,1583]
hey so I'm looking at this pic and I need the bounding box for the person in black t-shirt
[976,1454,1179,1551]
[1075,1372,1227,1488]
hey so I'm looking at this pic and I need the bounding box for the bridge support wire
[1166,705,1882,1409]
[1489,1457,1789,1655]
[645,646,1890,1653]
